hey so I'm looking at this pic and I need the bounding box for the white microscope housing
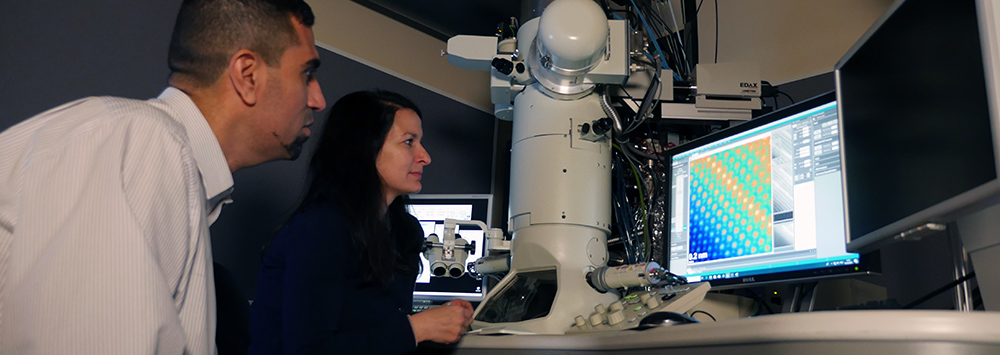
[449,0,633,334]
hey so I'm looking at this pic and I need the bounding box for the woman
[248,90,474,354]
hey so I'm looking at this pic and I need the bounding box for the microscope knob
[609,301,624,312]
[640,292,652,303]
[491,57,515,75]
[595,304,607,314]
[589,312,605,326]
[645,296,660,309]
[607,310,626,325]
[575,315,588,327]
[592,117,612,135]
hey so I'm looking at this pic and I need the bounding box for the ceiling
[351,0,523,41]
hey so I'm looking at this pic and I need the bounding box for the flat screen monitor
[666,91,878,289]
[835,0,1000,252]
[406,194,492,302]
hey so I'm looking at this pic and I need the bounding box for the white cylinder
[508,85,611,233]
[473,254,511,274]
[608,310,625,325]
[589,262,663,292]
[589,312,604,326]
[430,261,448,277]
[645,296,660,309]
[449,238,469,278]
[424,234,444,276]
[447,262,465,278]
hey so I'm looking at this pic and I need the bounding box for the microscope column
[504,84,618,334]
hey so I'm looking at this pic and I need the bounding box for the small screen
[406,194,492,302]
[667,92,873,288]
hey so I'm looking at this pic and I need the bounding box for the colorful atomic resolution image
[687,137,773,263]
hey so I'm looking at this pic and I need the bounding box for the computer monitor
[666,91,878,289]
[406,194,492,303]
[835,0,1000,310]
[836,0,1000,251]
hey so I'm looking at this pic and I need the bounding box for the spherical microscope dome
[536,0,610,74]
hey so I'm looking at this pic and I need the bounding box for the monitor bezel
[665,91,879,290]
[834,0,1000,253]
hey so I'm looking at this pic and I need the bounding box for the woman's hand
[408,299,475,344]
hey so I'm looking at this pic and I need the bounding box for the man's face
[257,18,326,161]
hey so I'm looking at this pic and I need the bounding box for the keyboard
[412,300,440,313]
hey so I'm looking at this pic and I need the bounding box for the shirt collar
[155,87,235,205]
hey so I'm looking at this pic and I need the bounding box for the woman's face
[376,108,431,206]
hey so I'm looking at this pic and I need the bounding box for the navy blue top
[248,198,422,354]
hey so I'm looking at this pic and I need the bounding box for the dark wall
[0,1,496,299]
[0,0,177,122]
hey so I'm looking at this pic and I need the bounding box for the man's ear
[229,49,263,106]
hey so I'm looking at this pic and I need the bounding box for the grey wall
[0,0,495,299]
[0,1,177,122]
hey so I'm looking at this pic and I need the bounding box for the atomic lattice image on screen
[688,137,774,263]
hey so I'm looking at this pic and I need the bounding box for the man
[0,0,325,353]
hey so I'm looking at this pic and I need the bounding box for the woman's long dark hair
[303,90,424,287]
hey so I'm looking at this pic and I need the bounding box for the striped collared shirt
[0,87,233,354]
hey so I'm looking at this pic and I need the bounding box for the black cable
[617,144,650,261]
[612,150,639,263]
[742,288,775,315]
[684,2,695,79]
[690,310,717,322]
[634,1,689,79]
[627,141,665,161]
[902,271,976,309]
[644,6,686,76]
[643,1,669,32]
[697,0,706,13]
[660,31,689,78]
[714,0,719,63]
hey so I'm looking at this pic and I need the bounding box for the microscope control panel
[566,282,711,333]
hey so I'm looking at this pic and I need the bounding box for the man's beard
[284,135,309,160]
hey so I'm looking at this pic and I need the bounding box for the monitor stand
[780,281,819,313]
[954,202,1000,311]
[945,221,976,311]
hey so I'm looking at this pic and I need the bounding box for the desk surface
[448,310,1000,355]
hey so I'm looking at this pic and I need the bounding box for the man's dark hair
[167,0,315,87]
